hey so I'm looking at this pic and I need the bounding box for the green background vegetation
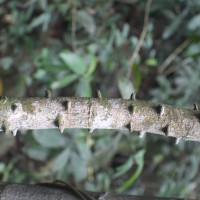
[0,0,200,198]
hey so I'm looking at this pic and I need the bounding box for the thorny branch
[0,91,200,144]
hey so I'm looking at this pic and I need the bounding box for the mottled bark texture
[0,182,188,200]
[0,96,200,143]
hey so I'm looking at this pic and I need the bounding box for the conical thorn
[194,103,198,111]
[175,137,181,145]
[45,89,51,98]
[162,124,169,136]
[89,128,94,134]
[12,130,17,137]
[59,126,65,133]
[62,100,71,112]
[139,131,146,138]
[128,104,136,114]
[96,90,102,99]
[126,121,133,132]
[11,103,18,112]
[130,93,136,100]
[160,105,165,117]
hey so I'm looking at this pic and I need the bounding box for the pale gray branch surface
[0,183,189,200]
[0,96,199,142]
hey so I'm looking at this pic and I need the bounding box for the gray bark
[0,96,199,142]
[0,182,189,200]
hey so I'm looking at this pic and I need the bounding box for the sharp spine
[126,121,133,132]
[55,114,65,133]
[175,137,181,145]
[194,103,198,111]
[12,130,17,137]
[139,131,146,138]
[130,93,136,100]
[96,90,102,99]
[45,89,51,98]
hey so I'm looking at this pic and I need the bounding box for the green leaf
[146,58,158,67]
[33,129,68,149]
[51,147,71,172]
[50,74,78,89]
[77,10,96,35]
[117,149,146,192]
[162,8,189,39]
[29,13,51,31]
[114,156,134,178]
[118,78,136,99]
[76,78,92,97]
[188,14,200,31]
[84,54,97,78]
[59,51,87,75]
[24,146,49,161]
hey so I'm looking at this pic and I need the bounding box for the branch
[0,94,200,143]
[0,182,191,200]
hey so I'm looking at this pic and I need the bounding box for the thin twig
[126,0,152,79]
[72,1,77,50]
[158,39,190,74]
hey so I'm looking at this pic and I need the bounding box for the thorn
[63,100,71,112]
[89,129,94,134]
[96,90,102,99]
[2,123,9,134]
[162,124,169,136]
[45,89,51,98]
[160,105,165,117]
[0,96,7,104]
[11,103,18,112]
[128,104,136,114]
[130,92,136,100]
[126,121,133,132]
[175,137,181,145]
[55,114,65,133]
[12,130,17,137]
[194,103,198,111]
[139,131,146,138]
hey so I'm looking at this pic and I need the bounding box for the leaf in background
[118,78,136,99]
[24,146,49,161]
[76,78,92,97]
[117,149,146,192]
[89,134,122,171]
[50,74,78,89]
[69,152,88,182]
[60,51,87,75]
[29,13,51,31]
[77,10,96,35]
[145,57,158,67]
[162,8,189,39]
[33,129,68,148]
[50,147,71,173]
[0,57,13,70]
[113,156,134,178]
[84,53,97,78]
[188,14,200,31]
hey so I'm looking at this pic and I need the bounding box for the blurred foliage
[0,0,200,199]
